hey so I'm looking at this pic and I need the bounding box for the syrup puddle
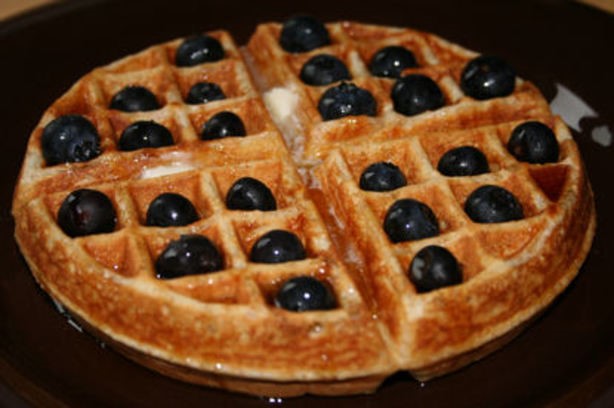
[550,83,612,147]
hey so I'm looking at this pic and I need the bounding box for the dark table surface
[1,1,613,407]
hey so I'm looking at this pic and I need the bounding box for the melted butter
[264,86,299,121]
[140,163,195,179]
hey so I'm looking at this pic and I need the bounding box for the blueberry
[145,193,199,227]
[464,185,524,223]
[409,245,462,293]
[274,276,336,312]
[41,115,102,165]
[391,74,445,116]
[118,121,174,151]
[155,234,223,279]
[226,177,277,211]
[201,111,247,140]
[250,230,307,264]
[383,198,440,243]
[437,146,489,177]
[110,86,160,112]
[57,189,117,237]
[507,121,559,164]
[369,46,418,78]
[359,162,407,192]
[317,82,377,121]
[279,15,330,53]
[186,82,226,104]
[460,55,516,100]
[175,35,225,67]
[300,54,350,86]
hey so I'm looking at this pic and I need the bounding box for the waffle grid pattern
[316,115,582,365]
[30,97,367,315]
[246,22,552,162]
[19,31,273,189]
[13,27,385,349]
[11,21,596,396]
[318,118,577,285]
[40,150,345,294]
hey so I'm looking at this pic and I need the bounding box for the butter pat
[264,86,299,121]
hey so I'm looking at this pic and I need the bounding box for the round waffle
[12,20,595,397]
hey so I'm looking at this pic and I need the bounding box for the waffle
[12,20,595,397]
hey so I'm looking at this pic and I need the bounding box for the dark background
[0,1,612,406]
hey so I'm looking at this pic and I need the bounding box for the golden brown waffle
[315,117,595,376]
[12,21,595,397]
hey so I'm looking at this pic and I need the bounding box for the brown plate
[1,0,613,406]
